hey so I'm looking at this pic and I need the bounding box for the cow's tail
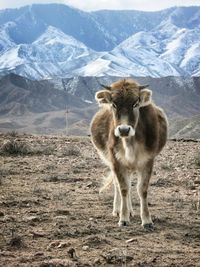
[99,172,113,193]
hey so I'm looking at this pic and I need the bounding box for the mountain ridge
[0,4,200,79]
[0,73,199,138]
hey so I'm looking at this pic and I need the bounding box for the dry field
[0,133,200,267]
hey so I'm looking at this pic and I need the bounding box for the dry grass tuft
[0,139,32,156]
[8,235,24,248]
[0,139,54,156]
[6,130,19,137]
[160,163,173,171]
[62,144,81,157]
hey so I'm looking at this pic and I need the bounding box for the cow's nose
[118,126,130,137]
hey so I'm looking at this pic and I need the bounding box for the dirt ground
[0,133,200,267]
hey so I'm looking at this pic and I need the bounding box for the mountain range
[0,73,200,139]
[0,4,200,79]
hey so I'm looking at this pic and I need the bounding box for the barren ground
[0,133,200,267]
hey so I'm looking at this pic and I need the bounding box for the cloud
[0,0,199,11]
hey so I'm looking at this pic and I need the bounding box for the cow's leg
[137,159,154,229]
[113,176,133,219]
[128,179,134,217]
[115,170,130,227]
[112,178,120,216]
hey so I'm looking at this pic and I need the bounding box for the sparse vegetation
[160,162,174,171]
[0,135,200,267]
[6,130,19,137]
[0,139,55,156]
[8,235,24,248]
[62,144,81,157]
[0,139,32,156]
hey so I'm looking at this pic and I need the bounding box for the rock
[126,238,137,243]
[57,242,71,249]
[86,182,93,188]
[82,245,89,251]
[47,240,71,250]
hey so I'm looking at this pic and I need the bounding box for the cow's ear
[95,90,112,105]
[139,89,152,107]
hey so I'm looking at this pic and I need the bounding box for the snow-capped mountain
[0,4,199,79]
[0,26,101,79]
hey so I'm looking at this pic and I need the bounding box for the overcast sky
[0,0,200,11]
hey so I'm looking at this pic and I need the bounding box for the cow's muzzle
[114,125,135,137]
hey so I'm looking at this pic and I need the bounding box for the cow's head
[95,79,152,138]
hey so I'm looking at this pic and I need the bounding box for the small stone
[126,238,137,243]
[86,182,93,188]
[82,245,89,251]
[58,242,71,248]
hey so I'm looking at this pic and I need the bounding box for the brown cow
[90,79,168,229]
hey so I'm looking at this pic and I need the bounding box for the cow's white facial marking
[114,113,137,138]
[114,125,135,138]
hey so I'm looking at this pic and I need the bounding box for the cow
[90,79,168,229]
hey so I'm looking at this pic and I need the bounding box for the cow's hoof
[143,223,155,231]
[130,211,134,217]
[118,220,129,227]
[112,211,119,217]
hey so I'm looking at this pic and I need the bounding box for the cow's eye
[133,99,140,109]
[112,103,117,109]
